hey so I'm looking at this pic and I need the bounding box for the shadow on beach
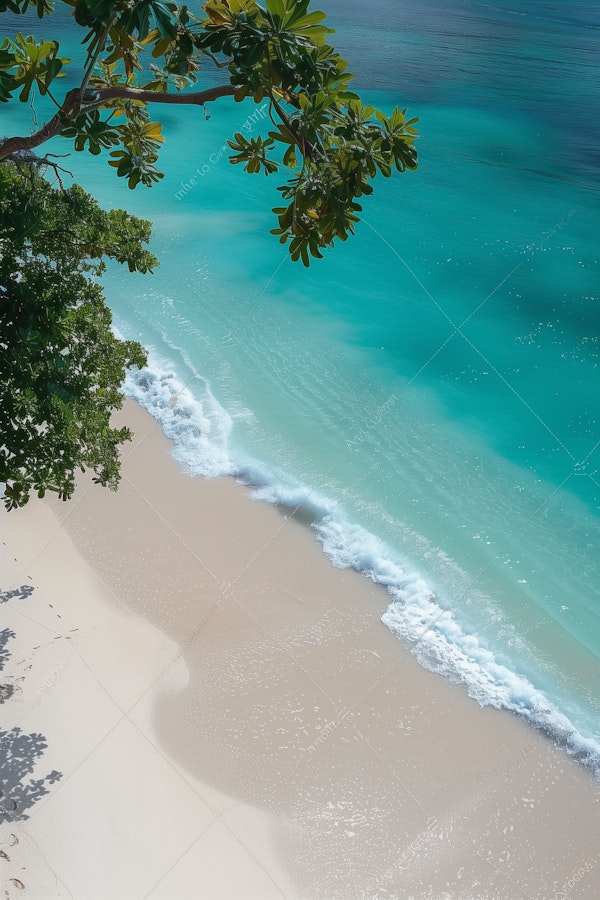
[0,623,62,824]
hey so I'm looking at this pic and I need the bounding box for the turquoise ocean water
[3,1,600,769]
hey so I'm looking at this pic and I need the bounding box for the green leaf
[0,166,153,510]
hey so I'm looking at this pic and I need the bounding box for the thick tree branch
[96,83,236,106]
[0,84,236,162]
[0,88,81,161]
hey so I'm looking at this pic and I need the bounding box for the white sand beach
[1,400,599,899]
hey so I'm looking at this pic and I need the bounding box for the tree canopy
[0,164,151,509]
[0,0,418,264]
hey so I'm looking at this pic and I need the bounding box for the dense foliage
[0,0,418,264]
[0,164,152,509]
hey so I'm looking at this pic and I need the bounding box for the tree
[0,0,418,508]
[0,0,418,263]
[0,163,152,509]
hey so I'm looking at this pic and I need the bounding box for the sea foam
[315,516,600,773]
[124,356,234,478]
[124,354,600,776]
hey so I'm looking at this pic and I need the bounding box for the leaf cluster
[0,164,155,509]
[0,32,69,102]
[0,0,418,263]
[61,92,165,187]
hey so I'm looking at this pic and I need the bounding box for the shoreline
[124,361,600,774]
[1,398,599,899]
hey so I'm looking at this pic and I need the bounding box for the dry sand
[1,399,599,899]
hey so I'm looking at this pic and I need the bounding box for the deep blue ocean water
[2,1,600,768]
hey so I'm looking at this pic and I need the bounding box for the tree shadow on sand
[0,728,62,824]
[0,626,62,823]
[0,627,20,703]
[0,585,35,603]
[0,627,15,672]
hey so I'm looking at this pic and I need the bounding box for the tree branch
[0,84,236,162]
[0,88,81,161]
[96,83,236,106]
[79,15,117,99]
